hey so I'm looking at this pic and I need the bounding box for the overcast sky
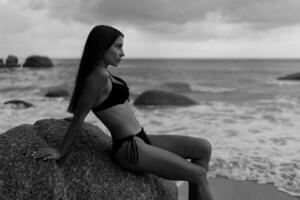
[1,0,300,59]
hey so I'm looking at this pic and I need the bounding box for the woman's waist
[94,104,142,138]
[108,123,143,139]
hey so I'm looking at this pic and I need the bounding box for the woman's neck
[95,60,109,70]
[94,64,109,76]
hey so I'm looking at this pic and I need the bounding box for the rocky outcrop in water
[3,99,34,109]
[23,55,53,68]
[5,55,20,67]
[278,72,300,80]
[0,119,177,200]
[45,88,69,98]
[0,58,5,67]
[134,90,198,106]
[0,55,20,68]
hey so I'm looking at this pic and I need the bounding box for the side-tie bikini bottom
[111,127,151,163]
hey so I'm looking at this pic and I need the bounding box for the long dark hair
[67,25,123,114]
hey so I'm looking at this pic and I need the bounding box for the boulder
[44,82,73,99]
[45,88,69,98]
[23,55,53,68]
[0,119,177,200]
[5,55,20,67]
[159,82,192,92]
[278,72,300,80]
[0,58,5,67]
[134,90,198,106]
[3,99,34,109]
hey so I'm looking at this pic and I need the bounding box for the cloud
[0,1,91,58]
[10,0,300,43]
[2,0,300,58]
[222,0,300,28]
[0,2,39,35]
[15,0,300,28]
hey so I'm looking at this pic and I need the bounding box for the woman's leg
[148,134,213,200]
[113,136,213,200]
[147,135,212,170]
[114,137,206,182]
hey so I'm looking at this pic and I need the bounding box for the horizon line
[7,56,300,61]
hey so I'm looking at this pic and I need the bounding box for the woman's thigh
[113,137,206,183]
[147,134,212,161]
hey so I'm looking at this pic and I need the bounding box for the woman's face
[102,36,125,67]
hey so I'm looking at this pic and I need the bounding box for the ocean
[1,58,300,197]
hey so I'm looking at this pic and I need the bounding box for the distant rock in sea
[4,99,34,109]
[278,72,300,80]
[45,87,70,98]
[23,55,53,68]
[5,55,20,67]
[0,58,4,67]
[134,90,198,106]
[0,55,20,68]
[0,119,177,200]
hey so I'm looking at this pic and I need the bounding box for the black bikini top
[92,73,130,112]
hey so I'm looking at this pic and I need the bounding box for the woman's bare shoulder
[79,70,109,101]
[88,69,109,85]
[91,67,109,78]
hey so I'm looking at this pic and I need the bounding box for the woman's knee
[196,138,212,159]
[203,139,212,158]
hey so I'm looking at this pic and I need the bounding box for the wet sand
[178,177,300,200]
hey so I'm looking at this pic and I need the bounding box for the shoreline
[178,177,300,200]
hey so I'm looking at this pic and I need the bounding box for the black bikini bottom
[111,127,151,163]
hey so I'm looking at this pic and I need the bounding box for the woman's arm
[32,72,108,161]
[59,73,108,157]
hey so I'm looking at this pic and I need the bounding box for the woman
[32,25,214,200]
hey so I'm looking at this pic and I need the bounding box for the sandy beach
[178,177,300,200]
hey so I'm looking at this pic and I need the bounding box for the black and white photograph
[1,0,300,199]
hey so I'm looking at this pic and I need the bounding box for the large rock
[0,58,5,68]
[45,88,69,98]
[4,99,34,109]
[5,55,20,67]
[0,119,177,200]
[43,82,73,99]
[278,72,300,80]
[23,55,53,68]
[134,90,198,106]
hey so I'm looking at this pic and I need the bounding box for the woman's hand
[31,147,62,161]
